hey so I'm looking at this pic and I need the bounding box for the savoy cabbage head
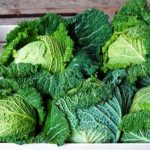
[0,93,37,142]
[112,0,150,31]
[13,23,73,73]
[102,25,150,71]
[1,14,73,74]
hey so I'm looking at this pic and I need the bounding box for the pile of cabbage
[0,0,150,144]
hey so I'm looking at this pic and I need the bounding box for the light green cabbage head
[13,23,74,73]
[102,25,150,71]
[130,86,150,112]
[0,94,36,142]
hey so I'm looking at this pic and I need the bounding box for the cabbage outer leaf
[130,86,150,112]
[121,130,150,143]
[0,94,36,142]
[112,0,150,31]
[43,102,70,145]
[70,97,122,143]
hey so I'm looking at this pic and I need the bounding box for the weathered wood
[0,0,150,25]
[0,0,127,17]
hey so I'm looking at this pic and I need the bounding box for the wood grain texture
[0,0,150,25]
[0,0,128,17]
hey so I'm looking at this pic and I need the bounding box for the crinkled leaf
[70,96,122,143]
[121,111,150,143]
[18,87,45,125]
[138,75,150,87]
[0,78,19,92]
[120,111,150,132]
[42,102,70,145]
[68,9,112,59]
[103,25,150,71]
[127,60,150,83]
[0,28,38,65]
[117,83,136,115]
[14,23,74,73]
[70,126,112,143]
[112,0,150,31]
[130,86,150,113]
[121,130,150,143]
[34,66,83,99]
[103,69,126,87]
[69,50,99,76]
[56,78,112,112]
[0,63,39,78]
[7,13,66,43]
[0,94,36,142]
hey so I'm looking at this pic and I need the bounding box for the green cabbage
[0,13,67,65]
[130,86,150,112]
[0,94,36,142]
[112,0,150,31]
[103,25,150,71]
[13,23,73,73]
[68,9,112,59]
[121,111,150,143]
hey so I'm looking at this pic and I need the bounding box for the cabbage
[130,86,150,112]
[112,0,150,31]
[0,14,73,74]
[102,25,150,71]
[13,23,73,73]
[121,111,150,143]
[0,94,36,142]
[120,86,150,143]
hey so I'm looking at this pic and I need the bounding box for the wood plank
[1,0,150,25]
[0,0,128,16]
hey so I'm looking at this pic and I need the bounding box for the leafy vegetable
[0,94,36,142]
[42,102,70,145]
[34,65,83,99]
[17,87,45,125]
[112,0,150,31]
[7,13,67,43]
[13,23,74,73]
[121,131,150,143]
[126,60,150,83]
[120,111,150,143]
[68,9,112,59]
[0,15,73,74]
[70,96,122,143]
[103,25,150,71]
[1,0,150,145]
[68,50,99,76]
[0,63,39,78]
[130,86,150,113]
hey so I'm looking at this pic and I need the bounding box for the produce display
[0,0,150,144]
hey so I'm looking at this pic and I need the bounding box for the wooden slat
[0,0,128,16]
[1,0,150,25]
